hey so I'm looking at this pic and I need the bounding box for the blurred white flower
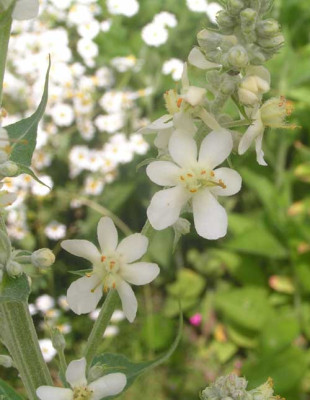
[50,103,74,127]
[154,12,177,28]
[28,303,37,315]
[111,309,125,322]
[45,221,67,240]
[49,0,72,10]
[31,175,53,197]
[39,339,57,363]
[77,20,100,39]
[101,19,112,32]
[186,0,208,12]
[68,4,93,25]
[84,176,105,196]
[77,38,98,60]
[94,114,124,133]
[58,295,70,311]
[162,58,184,81]
[61,217,159,322]
[129,133,149,155]
[95,67,115,88]
[103,325,120,338]
[141,23,168,47]
[111,56,137,73]
[36,294,55,313]
[206,2,223,23]
[106,0,139,17]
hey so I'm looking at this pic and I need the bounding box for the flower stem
[0,301,53,400]
[84,289,118,364]
[0,16,12,107]
[141,219,155,239]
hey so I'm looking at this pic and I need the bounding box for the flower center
[92,254,122,292]
[260,96,294,129]
[178,168,226,194]
[73,386,93,400]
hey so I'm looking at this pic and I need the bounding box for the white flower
[238,97,294,166]
[45,221,67,240]
[12,0,39,20]
[141,23,168,47]
[37,357,127,400]
[50,103,74,127]
[153,12,177,28]
[103,325,119,338]
[162,58,184,81]
[106,0,139,17]
[238,66,270,106]
[39,339,57,363]
[147,131,242,239]
[61,217,159,322]
[36,294,55,312]
[186,0,208,12]
[77,38,98,60]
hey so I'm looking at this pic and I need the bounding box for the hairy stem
[84,289,118,364]
[0,16,12,107]
[0,301,53,399]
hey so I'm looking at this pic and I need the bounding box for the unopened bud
[88,364,106,382]
[0,161,18,177]
[258,34,284,49]
[240,8,257,42]
[184,86,206,107]
[257,19,280,38]
[197,30,222,50]
[51,327,66,351]
[0,355,13,368]
[227,45,249,69]
[31,248,55,269]
[216,11,235,34]
[227,0,244,16]
[6,260,23,277]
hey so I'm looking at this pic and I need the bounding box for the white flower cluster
[142,11,177,47]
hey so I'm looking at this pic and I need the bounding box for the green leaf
[0,273,30,304]
[141,313,175,351]
[5,57,50,166]
[0,379,24,400]
[167,268,205,299]
[16,164,50,188]
[91,312,182,398]
[0,230,11,266]
[215,287,271,331]
[226,223,287,259]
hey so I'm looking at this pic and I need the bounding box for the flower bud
[227,45,249,69]
[201,374,248,400]
[88,364,106,382]
[238,73,270,106]
[216,11,235,34]
[227,0,245,16]
[240,8,257,42]
[258,34,284,49]
[51,327,66,351]
[183,86,206,107]
[197,30,223,50]
[31,248,55,269]
[6,260,23,277]
[0,160,18,177]
[0,355,13,368]
[260,97,292,128]
[256,19,280,38]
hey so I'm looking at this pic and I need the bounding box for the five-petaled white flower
[37,357,126,400]
[61,217,159,322]
[146,130,242,240]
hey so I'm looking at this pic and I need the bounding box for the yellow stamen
[177,98,183,108]
[218,179,226,189]
[180,175,185,181]
[101,255,106,262]
[200,170,206,175]
[210,171,215,177]
[91,281,101,293]
[190,189,197,193]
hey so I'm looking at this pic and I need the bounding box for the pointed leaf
[0,379,24,400]
[16,164,50,188]
[5,57,50,166]
[0,273,30,304]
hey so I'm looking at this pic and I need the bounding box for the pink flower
[189,313,202,326]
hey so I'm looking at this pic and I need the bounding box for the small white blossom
[39,339,57,363]
[106,0,139,17]
[141,23,168,47]
[162,58,184,81]
[45,221,67,240]
[37,358,127,400]
[147,130,242,239]
[61,217,159,322]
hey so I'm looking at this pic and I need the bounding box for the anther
[190,189,197,193]
[187,173,193,177]
[180,175,185,181]
[101,255,106,262]
[218,179,226,189]
[112,282,116,289]
[210,171,215,177]
[201,170,206,175]
[177,98,183,108]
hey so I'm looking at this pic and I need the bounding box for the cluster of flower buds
[201,374,282,400]
[198,0,284,68]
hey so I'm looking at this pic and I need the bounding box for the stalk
[0,16,12,106]
[0,301,53,400]
[83,289,118,364]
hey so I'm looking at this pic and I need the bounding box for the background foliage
[1,0,310,399]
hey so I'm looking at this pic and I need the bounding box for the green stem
[84,290,118,364]
[141,219,155,239]
[0,301,53,400]
[0,16,12,107]
[58,348,68,387]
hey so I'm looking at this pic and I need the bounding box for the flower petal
[238,114,264,155]
[255,133,267,166]
[116,280,137,322]
[12,0,39,20]
[181,62,189,90]
[173,112,197,135]
[198,129,233,169]
[61,240,100,264]
[121,262,159,285]
[89,373,127,400]
[210,167,242,197]
[146,161,180,187]
[36,387,73,400]
[154,129,173,149]
[192,189,227,240]
[97,217,118,254]
[147,186,189,230]
[169,133,197,168]
[188,47,220,70]
[67,275,102,315]
[117,233,148,263]
[138,114,173,134]
[65,358,87,388]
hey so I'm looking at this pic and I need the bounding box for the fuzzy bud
[6,260,23,276]
[0,160,18,177]
[240,8,257,42]
[216,10,235,34]
[201,374,248,400]
[31,248,55,269]
[258,34,284,49]
[227,0,245,16]
[256,19,280,38]
[197,30,223,50]
[0,355,13,368]
[227,45,249,69]
[183,86,206,107]
[0,150,9,164]
[51,327,66,351]
[88,364,106,382]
